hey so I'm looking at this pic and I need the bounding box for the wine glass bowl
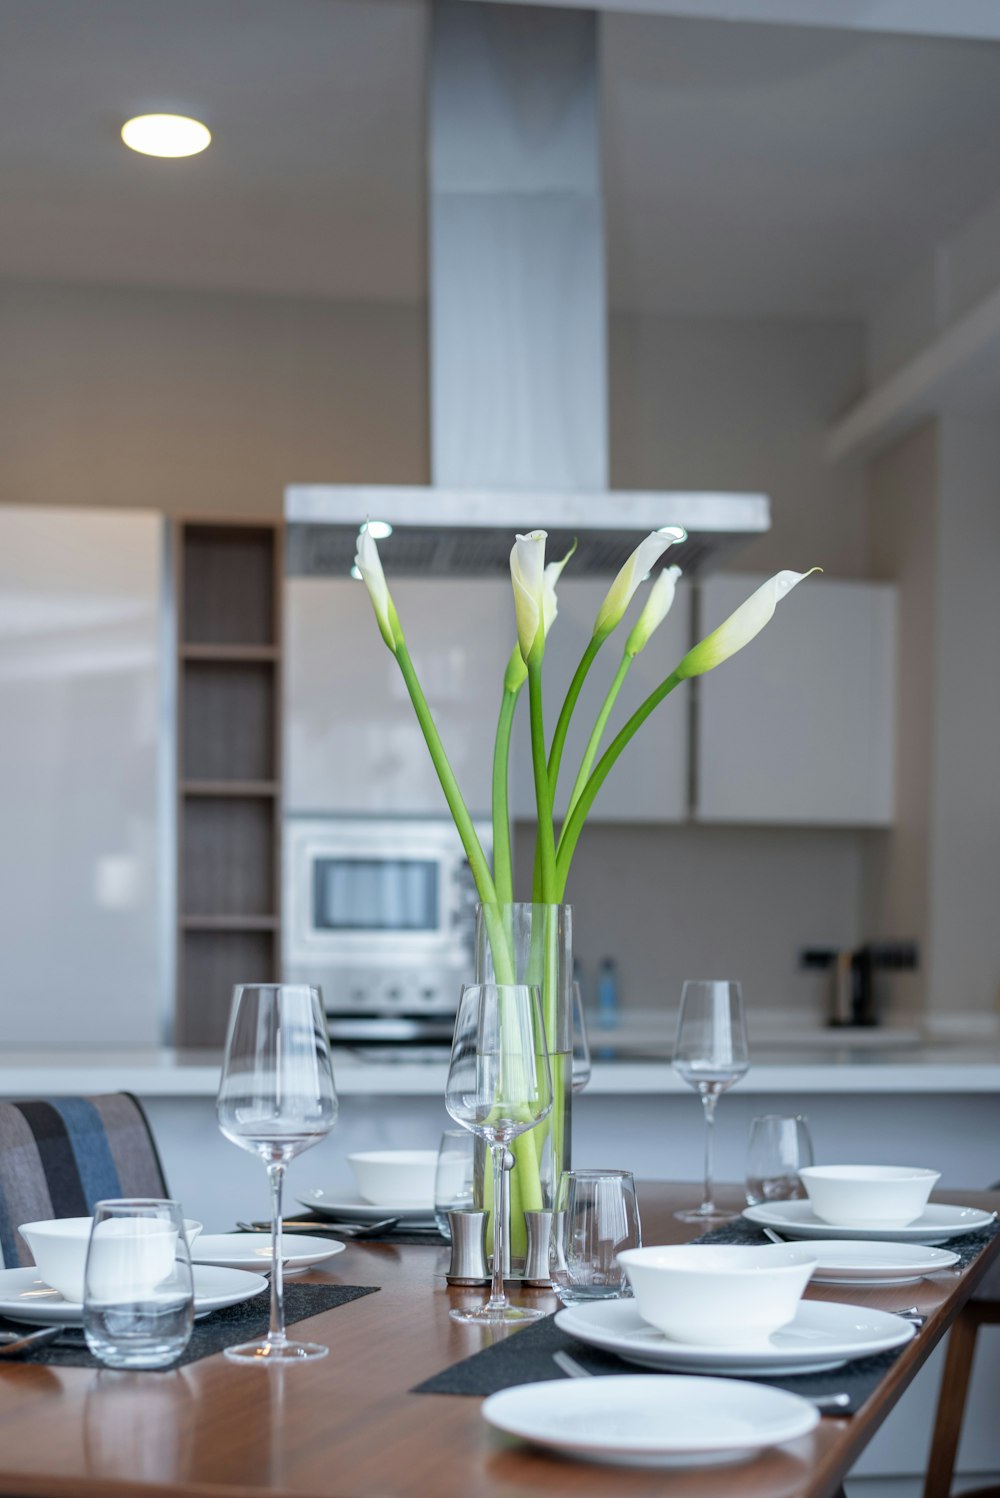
[672,980,749,1223]
[216,984,338,1362]
[445,983,553,1324]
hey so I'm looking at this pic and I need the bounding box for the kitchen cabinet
[285,577,514,817]
[694,573,896,825]
[286,574,689,824]
[0,506,166,1046]
[509,578,690,823]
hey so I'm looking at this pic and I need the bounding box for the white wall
[865,416,1000,1023]
[514,821,868,1021]
[0,279,429,515]
[929,418,1000,1019]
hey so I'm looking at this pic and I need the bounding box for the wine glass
[445,983,553,1324]
[216,984,339,1361]
[570,980,592,1094]
[672,980,749,1223]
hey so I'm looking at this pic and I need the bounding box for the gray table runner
[413,1217,1000,1413]
[1,1282,379,1370]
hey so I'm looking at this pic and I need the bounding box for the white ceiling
[5,0,1000,317]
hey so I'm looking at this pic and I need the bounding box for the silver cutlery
[236,1217,400,1239]
[551,1349,852,1411]
[0,1326,65,1358]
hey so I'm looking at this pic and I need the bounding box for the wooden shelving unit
[174,520,283,1047]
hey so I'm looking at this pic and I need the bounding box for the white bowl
[347,1150,438,1207]
[798,1165,940,1227]
[618,1243,817,1347]
[19,1217,203,1304]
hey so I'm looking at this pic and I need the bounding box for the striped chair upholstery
[0,1095,168,1270]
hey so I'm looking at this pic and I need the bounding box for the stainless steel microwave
[283,816,491,1028]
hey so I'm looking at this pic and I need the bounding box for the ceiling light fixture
[121,114,211,159]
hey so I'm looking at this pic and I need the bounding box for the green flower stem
[555,669,683,896]
[546,635,602,807]
[394,642,497,908]
[527,658,557,902]
[565,652,633,823]
[491,687,520,908]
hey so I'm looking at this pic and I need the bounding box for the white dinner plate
[744,1200,996,1245]
[0,1265,267,1327]
[191,1233,346,1273]
[482,1376,818,1468]
[554,1298,914,1376]
[296,1189,436,1225]
[805,1240,960,1286]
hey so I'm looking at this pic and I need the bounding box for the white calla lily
[510,530,549,663]
[593,531,682,641]
[625,566,681,658]
[354,526,401,652]
[676,568,820,680]
[505,540,576,692]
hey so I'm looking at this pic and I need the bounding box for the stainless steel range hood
[285,2,769,578]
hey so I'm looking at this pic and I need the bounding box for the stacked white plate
[554,1298,914,1377]
[744,1200,995,1246]
[0,1265,267,1326]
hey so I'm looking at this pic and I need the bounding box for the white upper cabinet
[694,573,896,826]
[510,578,690,824]
[285,577,515,817]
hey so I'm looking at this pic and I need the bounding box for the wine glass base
[224,1338,329,1363]
[674,1204,734,1224]
[449,1304,546,1325]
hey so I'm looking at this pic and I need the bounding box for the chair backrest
[0,1094,168,1269]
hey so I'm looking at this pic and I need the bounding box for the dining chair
[0,1094,168,1271]
[923,1241,1000,1498]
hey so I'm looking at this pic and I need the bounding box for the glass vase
[475,902,573,1263]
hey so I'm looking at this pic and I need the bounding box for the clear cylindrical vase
[475,903,573,1263]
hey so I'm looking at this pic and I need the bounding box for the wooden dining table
[0,1183,996,1498]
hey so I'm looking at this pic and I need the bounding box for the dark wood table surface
[0,1184,996,1498]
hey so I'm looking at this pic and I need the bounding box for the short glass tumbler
[83,1199,194,1369]
[550,1170,641,1304]
[435,1129,477,1240]
[746,1115,815,1206]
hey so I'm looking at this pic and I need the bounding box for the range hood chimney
[285,2,769,576]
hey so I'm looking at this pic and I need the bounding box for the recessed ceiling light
[121,114,211,159]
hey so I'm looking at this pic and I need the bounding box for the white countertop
[0,1044,999,1097]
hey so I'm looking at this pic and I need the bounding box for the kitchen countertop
[1,1042,999,1096]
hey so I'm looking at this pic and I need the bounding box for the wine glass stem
[484,1142,509,1312]
[701,1089,719,1212]
[267,1161,287,1346]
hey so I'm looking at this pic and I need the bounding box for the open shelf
[174,519,283,1048]
[181,915,280,932]
[181,780,279,798]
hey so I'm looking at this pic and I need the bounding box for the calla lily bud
[510,530,548,663]
[505,540,576,690]
[676,568,820,680]
[593,531,682,641]
[355,526,403,653]
[504,644,528,693]
[625,566,681,658]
